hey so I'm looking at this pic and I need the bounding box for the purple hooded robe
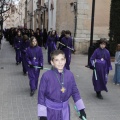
[60,37,73,70]
[90,48,112,92]
[14,36,22,63]
[38,68,85,120]
[21,40,30,73]
[26,46,43,90]
[46,36,58,64]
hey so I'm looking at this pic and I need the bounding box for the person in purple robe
[60,30,73,70]
[57,30,65,50]
[45,30,59,64]
[38,50,86,120]
[14,30,22,65]
[26,36,43,96]
[90,38,112,99]
[21,35,30,75]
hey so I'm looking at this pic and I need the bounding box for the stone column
[74,0,91,54]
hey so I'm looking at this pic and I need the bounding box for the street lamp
[70,2,77,49]
[86,0,96,68]
[70,2,77,12]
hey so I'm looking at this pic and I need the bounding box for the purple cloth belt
[45,98,69,120]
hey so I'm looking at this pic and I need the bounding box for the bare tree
[0,0,13,30]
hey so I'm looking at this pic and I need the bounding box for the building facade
[48,0,111,53]
[26,0,34,29]
[4,0,111,53]
[3,5,18,29]
[18,0,26,28]
[56,0,76,36]
[75,0,111,53]
[35,0,48,31]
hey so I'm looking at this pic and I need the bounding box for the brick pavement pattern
[0,39,120,120]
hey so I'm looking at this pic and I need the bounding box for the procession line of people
[3,27,87,120]
[3,27,118,120]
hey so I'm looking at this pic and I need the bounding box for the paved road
[0,39,120,120]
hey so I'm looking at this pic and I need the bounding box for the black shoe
[30,90,35,96]
[97,94,103,99]
[23,72,27,76]
[96,91,103,99]
[16,62,19,65]
[48,62,51,65]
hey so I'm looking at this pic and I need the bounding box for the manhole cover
[1,67,4,69]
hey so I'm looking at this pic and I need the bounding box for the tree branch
[0,0,12,14]
[3,15,9,22]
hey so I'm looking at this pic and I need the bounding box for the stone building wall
[75,0,111,53]
[56,0,76,36]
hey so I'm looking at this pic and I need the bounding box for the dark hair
[16,29,22,37]
[99,38,107,44]
[23,35,28,41]
[36,29,40,33]
[17,30,21,35]
[44,29,47,32]
[50,50,65,61]
[61,30,65,35]
[116,44,120,51]
[36,28,40,31]
[65,30,71,35]
[31,30,34,34]
[50,30,57,37]
[30,36,38,47]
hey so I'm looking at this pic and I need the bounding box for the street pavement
[0,38,120,120]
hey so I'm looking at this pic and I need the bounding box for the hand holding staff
[28,64,50,70]
[33,66,50,70]
[74,106,87,120]
[93,60,97,80]
[58,42,75,52]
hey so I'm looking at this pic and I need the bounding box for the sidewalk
[0,39,120,120]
